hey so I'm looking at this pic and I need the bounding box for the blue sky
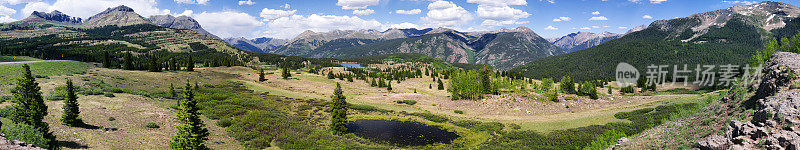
[0,0,798,39]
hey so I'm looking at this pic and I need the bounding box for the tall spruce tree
[186,55,194,71]
[480,68,492,94]
[123,52,133,70]
[437,79,444,90]
[281,66,291,79]
[387,81,393,92]
[10,64,56,148]
[258,69,266,82]
[149,54,161,72]
[61,79,82,126]
[102,51,112,68]
[170,83,177,98]
[169,82,210,150]
[330,83,348,134]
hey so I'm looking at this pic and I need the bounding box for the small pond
[347,119,460,146]
[338,63,363,68]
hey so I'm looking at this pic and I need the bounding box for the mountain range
[513,1,800,81]
[223,37,288,53]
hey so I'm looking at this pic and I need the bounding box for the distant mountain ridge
[148,15,219,39]
[224,37,288,53]
[549,31,623,53]
[264,26,564,70]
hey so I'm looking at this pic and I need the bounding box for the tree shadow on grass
[75,122,101,130]
[59,140,89,149]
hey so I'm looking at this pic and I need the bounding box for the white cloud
[552,16,570,22]
[176,10,192,16]
[422,0,473,27]
[544,25,557,30]
[0,15,16,23]
[175,0,209,5]
[467,0,529,27]
[386,22,419,29]
[618,26,627,29]
[589,16,608,20]
[395,9,421,15]
[591,11,600,15]
[22,0,170,19]
[260,8,296,20]
[264,14,383,39]
[649,0,666,4]
[642,15,653,19]
[580,27,591,30]
[238,0,254,5]
[281,3,290,9]
[191,11,264,38]
[353,9,374,15]
[337,0,379,10]
[722,1,757,5]
[0,5,15,16]
[0,0,38,5]
[591,26,600,28]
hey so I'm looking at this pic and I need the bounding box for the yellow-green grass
[0,61,89,94]
[348,115,491,149]
[516,94,703,133]
[0,56,42,62]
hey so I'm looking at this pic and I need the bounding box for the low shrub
[103,92,115,97]
[396,100,417,105]
[44,93,64,101]
[145,122,159,128]
[2,120,54,149]
[408,112,449,123]
[454,110,464,114]
[108,117,115,121]
[217,118,234,127]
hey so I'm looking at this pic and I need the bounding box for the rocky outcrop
[149,15,219,39]
[83,5,149,28]
[697,52,800,149]
[0,134,47,150]
[30,10,82,25]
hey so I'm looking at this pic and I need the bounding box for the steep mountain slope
[550,31,622,53]
[83,5,149,28]
[324,31,476,64]
[470,27,565,69]
[223,37,288,53]
[149,15,219,39]
[512,1,800,81]
[0,5,247,63]
[30,10,82,25]
[270,28,433,56]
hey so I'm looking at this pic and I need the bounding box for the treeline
[249,52,341,69]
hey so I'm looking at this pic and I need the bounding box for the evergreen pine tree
[560,76,575,94]
[123,52,133,70]
[102,51,112,68]
[370,78,377,87]
[170,83,177,98]
[429,84,432,89]
[149,54,161,72]
[186,55,194,71]
[387,81,393,92]
[328,71,335,79]
[61,79,82,126]
[258,69,266,82]
[378,78,386,87]
[330,83,348,135]
[480,68,492,94]
[281,66,291,79]
[437,79,444,90]
[169,82,210,150]
[10,64,56,149]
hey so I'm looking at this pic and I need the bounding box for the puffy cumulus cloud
[337,0,379,10]
[0,15,16,23]
[0,0,39,5]
[468,0,529,27]
[238,0,254,5]
[281,3,290,9]
[175,10,192,16]
[552,16,570,22]
[422,0,473,27]
[589,16,608,20]
[191,11,264,38]
[175,0,209,5]
[353,9,374,16]
[264,14,383,39]
[0,5,15,15]
[395,9,421,15]
[260,8,295,20]
[544,25,557,30]
[642,15,653,19]
[22,0,170,19]
[591,11,600,15]
[386,22,420,29]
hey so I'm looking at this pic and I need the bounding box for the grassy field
[0,61,90,94]
[0,56,42,62]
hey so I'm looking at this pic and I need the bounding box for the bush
[145,122,159,128]
[396,100,417,105]
[0,107,12,118]
[1,120,54,149]
[104,92,115,97]
[44,93,64,101]
[217,118,234,127]
[546,91,559,102]
[452,120,482,128]
[408,112,449,123]
[0,96,11,103]
[108,117,115,121]
[454,110,464,114]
